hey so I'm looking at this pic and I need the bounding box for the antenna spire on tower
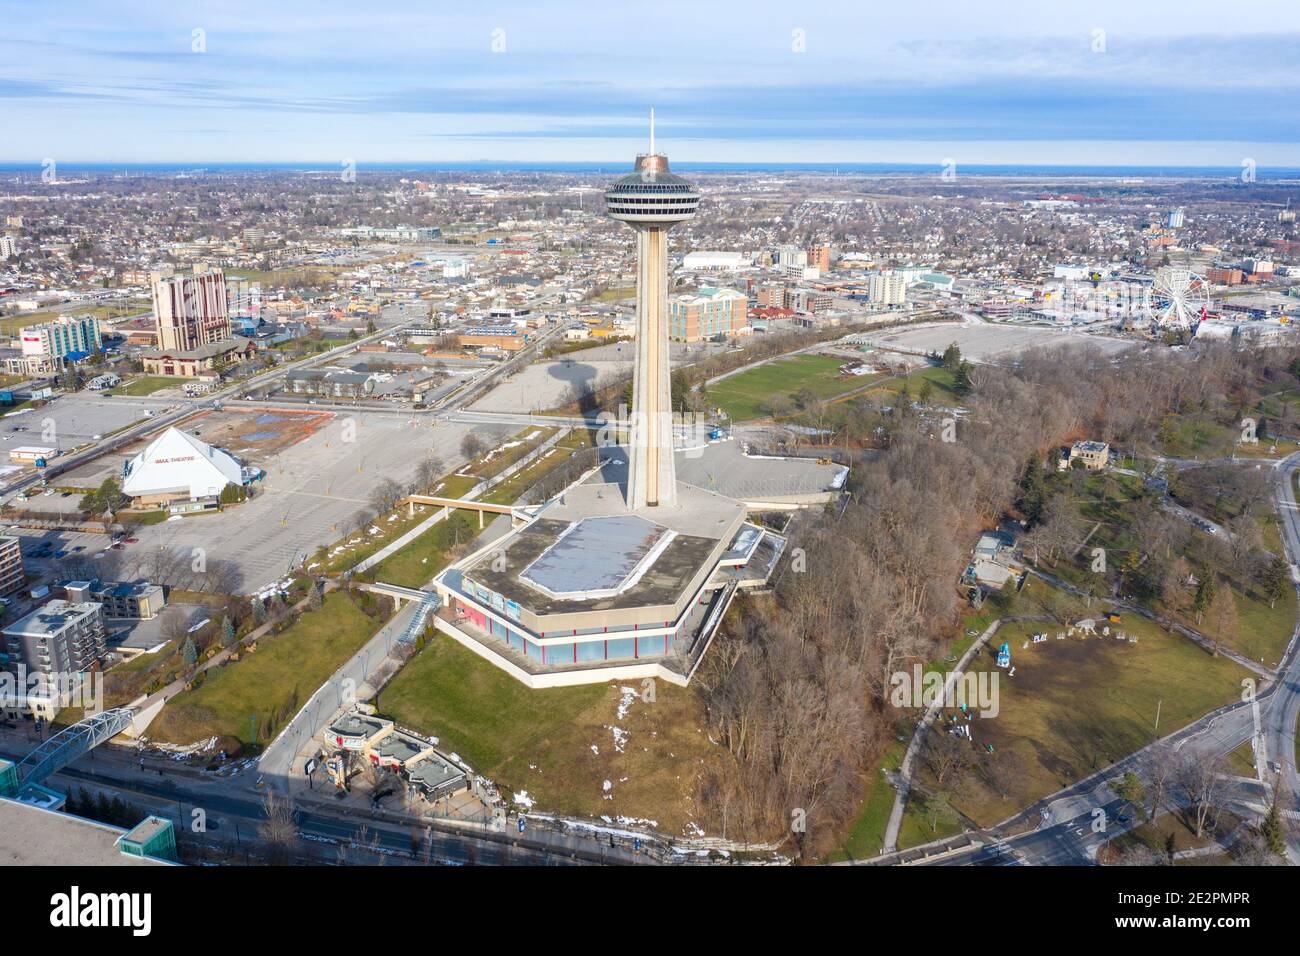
[649,107,655,155]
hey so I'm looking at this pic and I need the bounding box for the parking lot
[470,340,719,414]
[858,322,1135,363]
[46,409,509,593]
[1,390,172,455]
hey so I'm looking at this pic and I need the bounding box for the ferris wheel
[1148,266,1210,328]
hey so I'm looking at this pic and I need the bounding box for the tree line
[694,339,1300,857]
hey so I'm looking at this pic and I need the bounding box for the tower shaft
[604,125,698,510]
[628,225,675,509]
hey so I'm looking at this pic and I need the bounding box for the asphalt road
[1,739,624,866]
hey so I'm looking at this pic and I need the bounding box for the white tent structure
[122,427,244,503]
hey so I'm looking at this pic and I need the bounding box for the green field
[709,353,859,421]
[834,742,904,860]
[379,636,725,832]
[863,365,961,403]
[590,286,634,302]
[0,301,148,337]
[922,613,1248,829]
[106,375,188,396]
[148,591,379,750]
[367,510,483,588]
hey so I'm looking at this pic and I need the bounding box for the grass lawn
[834,741,904,860]
[0,301,147,337]
[857,365,960,404]
[378,635,726,834]
[590,286,634,301]
[123,510,169,526]
[1228,740,1258,778]
[913,613,1247,829]
[1230,584,1296,669]
[1042,470,1294,666]
[368,511,482,588]
[1258,513,1286,556]
[461,426,559,480]
[710,353,857,421]
[321,501,453,574]
[148,591,380,750]
[479,434,589,505]
[898,791,965,848]
[1103,810,1219,862]
[370,437,592,586]
[1161,415,1239,458]
[105,375,188,396]
[103,648,183,708]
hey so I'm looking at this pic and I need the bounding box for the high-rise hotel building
[151,266,232,352]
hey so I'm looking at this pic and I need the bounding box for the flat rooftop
[327,711,390,741]
[0,798,170,866]
[520,514,675,598]
[3,600,100,638]
[454,481,745,621]
[406,754,464,794]
[373,730,425,764]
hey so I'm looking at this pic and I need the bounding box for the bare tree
[1177,754,1227,840]
[258,790,298,865]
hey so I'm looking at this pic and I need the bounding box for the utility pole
[1153,698,1162,738]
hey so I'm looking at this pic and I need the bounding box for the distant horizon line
[2,159,1299,179]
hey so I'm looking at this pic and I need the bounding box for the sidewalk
[882,618,1003,853]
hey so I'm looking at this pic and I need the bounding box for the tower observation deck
[604,114,698,509]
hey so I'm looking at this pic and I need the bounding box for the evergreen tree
[220,616,236,647]
[1260,795,1287,858]
[954,360,975,395]
[1019,453,1048,526]
[1260,555,1289,609]
[1113,771,1148,820]
[1193,575,1217,624]
[181,637,197,666]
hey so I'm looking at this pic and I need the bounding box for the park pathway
[882,617,1002,854]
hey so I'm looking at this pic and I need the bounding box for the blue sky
[3,0,1300,165]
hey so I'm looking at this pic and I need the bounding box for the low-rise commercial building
[284,368,373,400]
[122,427,247,505]
[61,580,166,620]
[323,708,468,801]
[140,336,256,378]
[9,445,56,465]
[457,325,530,352]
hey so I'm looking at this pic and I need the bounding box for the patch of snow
[616,685,638,720]
[609,726,628,753]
